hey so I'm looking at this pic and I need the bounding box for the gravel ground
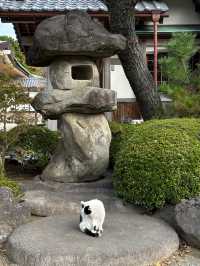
[160,244,200,266]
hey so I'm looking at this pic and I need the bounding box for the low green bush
[109,121,135,166]
[9,125,60,170]
[112,118,200,210]
[0,163,21,197]
[0,176,22,197]
[110,118,200,166]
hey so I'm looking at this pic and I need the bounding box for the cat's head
[81,201,92,215]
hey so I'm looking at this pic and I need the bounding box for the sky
[0,20,16,39]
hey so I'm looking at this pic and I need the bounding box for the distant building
[111,0,200,122]
[0,40,47,130]
[0,0,199,122]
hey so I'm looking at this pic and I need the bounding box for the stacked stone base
[41,113,111,182]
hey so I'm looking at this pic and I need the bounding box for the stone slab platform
[23,190,126,216]
[7,213,179,266]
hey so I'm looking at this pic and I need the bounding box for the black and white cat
[79,199,105,237]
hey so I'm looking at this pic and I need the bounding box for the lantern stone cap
[27,11,127,66]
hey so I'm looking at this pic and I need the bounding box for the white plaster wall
[164,0,200,25]
[29,92,38,98]
[110,64,135,99]
[0,123,17,131]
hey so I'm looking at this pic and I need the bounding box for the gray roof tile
[0,0,108,12]
[135,1,169,13]
[19,77,47,89]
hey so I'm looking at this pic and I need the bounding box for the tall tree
[0,60,30,175]
[104,0,163,120]
[0,35,43,76]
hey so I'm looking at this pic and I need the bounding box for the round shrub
[113,119,200,210]
[10,125,60,170]
[109,121,135,166]
[110,118,200,167]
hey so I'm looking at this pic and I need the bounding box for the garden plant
[159,32,200,117]
[112,118,200,209]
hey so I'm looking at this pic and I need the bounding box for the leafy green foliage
[0,163,21,197]
[0,176,22,197]
[112,119,200,210]
[167,32,198,62]
[109,121,135,166]
[160,33,198,85]
[0,35,42,76]
[160,83,200,117]
[0,68,31,175]
[159,33,200,117]
[0,73,30,111]
[9,125,60,169]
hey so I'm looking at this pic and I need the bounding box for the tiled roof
[0,0,108,12]
[135,1,169,13]
[136,25,200,34]
[18,77,47,89]
[0,41,10,50]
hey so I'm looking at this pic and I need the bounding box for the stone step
[20,174,114,194]
[6,212,179,266]
[23,190,126,217]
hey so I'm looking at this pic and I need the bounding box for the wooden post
[152,13,160,88]
[102,57,113,121]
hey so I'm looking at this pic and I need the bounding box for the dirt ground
[5,161,40,182]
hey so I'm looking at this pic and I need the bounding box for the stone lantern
[49,57,100,91]
[30,11,126,182]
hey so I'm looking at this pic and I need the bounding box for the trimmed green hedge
[112,118,200,209]
[109,121,135,166]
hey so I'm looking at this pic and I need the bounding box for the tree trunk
[106,0,163,120]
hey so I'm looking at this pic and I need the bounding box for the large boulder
[6,213,179,266]
[175,198,200,248]
[27,11,127,66]
[41,113,111,182]
[32,87,117,119]
[23,189,125,217]
[0,188,31,247]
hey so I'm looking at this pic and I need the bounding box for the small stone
[0,188,31,246]
[0,224,13,247]
[0,187,14,204]
[175,197,200,248]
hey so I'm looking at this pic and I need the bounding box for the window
[71,65,93,80]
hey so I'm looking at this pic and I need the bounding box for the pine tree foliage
[159,33,200,117]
